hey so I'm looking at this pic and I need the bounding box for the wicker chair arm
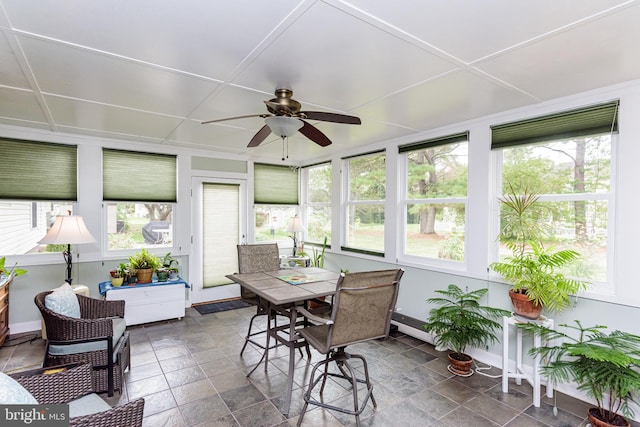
[44,314,115,342]
[78,294,125,319]
[70,398,144,427]
[11,363,92,404]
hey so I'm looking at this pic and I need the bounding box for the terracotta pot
[587,408,630,427]
[508,289,542,320]
[448,352,473,376]
[136,268,154,284]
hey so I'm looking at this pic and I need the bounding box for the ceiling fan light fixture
[265,116,303,138]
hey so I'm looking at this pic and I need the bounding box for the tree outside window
[344,152,386,253]
[499,135,611,282]
[303,163,331,245]
[404,140,468,261]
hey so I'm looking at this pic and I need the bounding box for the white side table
[502,315,554,407]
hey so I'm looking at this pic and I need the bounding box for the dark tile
[179,394,231,426]
[232,400,285,427]
[219,383,267,412]
[524,402,585,427]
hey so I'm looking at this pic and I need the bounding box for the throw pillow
[0,372,38,404]
[45,283,81,318]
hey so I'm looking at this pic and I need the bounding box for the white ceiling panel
[345,0,632,63]
[0,0,638,163]
[0,86,46,122]
[44,95,185,138]
[233,1,458,111]
[476,4,640,101]
[355,70,536,131]
[1,0,302,81]
[18,36,220,117]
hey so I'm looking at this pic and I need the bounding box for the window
[253,163,299,248]
[0,139,77,256]
[343,151,385,255]
[400,133,468,262]
[491,101,618,285]
[302,162,331,245]
[103,149,177,251]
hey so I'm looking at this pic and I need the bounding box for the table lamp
[285,215,305,256]
[39,211,96,284]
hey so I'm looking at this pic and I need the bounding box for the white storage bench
[99,279,189,326]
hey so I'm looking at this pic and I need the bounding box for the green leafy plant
[422,284,510,356]
[299,236,328,268]
[128,248,161,271]
[161,252,179,272]
[520,320,640,425]
[490,182,589,312]
[112,262,127,278]
[0,257,27,278]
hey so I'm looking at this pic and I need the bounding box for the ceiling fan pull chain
[281,137,285,161]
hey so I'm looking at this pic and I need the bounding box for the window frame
[342,150,386,256]
[398,133,469,268]
[300,162,332,247]
[490,106,618,294]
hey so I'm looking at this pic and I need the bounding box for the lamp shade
[39,215,96,245]
[285,215,305,233]
[265,116,303,138]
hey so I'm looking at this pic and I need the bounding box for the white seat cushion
[68,393,111,418]
[48,318,127,362]
[0,372,38,404]
[45,283,81,318]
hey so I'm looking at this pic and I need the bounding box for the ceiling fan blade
[247,124,272,147]
[300,111,361,125]
[201,114,270,125]
[299,121,332,147]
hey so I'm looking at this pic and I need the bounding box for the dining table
[226,266,340,416]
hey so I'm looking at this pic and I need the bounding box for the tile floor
[0,305,632,427]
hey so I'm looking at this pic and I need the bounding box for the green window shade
[0,139,77,200]
[399,131,469,153]
[103,149,177,202]
[254,163,298,204]
[491,100,619,150]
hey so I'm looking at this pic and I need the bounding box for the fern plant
[490,182,589,312]
[520,320,640,425]
[423,284,510,356]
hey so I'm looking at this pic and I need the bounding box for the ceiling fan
[201,88,361,148]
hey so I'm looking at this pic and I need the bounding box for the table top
[226,267,340,306]
[99,277,189,296]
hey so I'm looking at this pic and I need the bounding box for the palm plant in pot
[423,284,510,376]
[520,320,640,427]
[490,182,589,319]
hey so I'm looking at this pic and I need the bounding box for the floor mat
[193,299,252,315]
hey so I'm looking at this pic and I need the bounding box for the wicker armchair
[35,291,130,396]
[9,363,144,427]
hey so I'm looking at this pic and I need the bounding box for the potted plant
[0,257,27,280]
[125,263,137,285]
[110,263,127,287]
[128,249,161,284]
[422,284,510,376]
[490,182,589,319]
[161,252,179,280]
[520,320,640,427]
